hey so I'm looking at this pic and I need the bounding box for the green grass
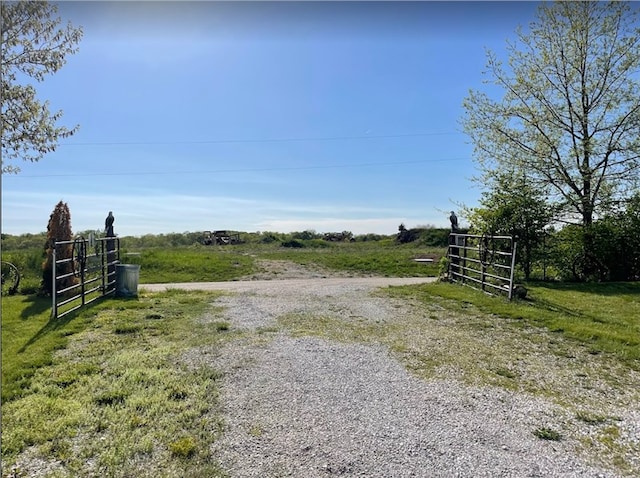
[534,427,562,441]
[276,283,639,394]
[122,247,255,283]
[1,295,94,402]
[3,241,639,476]
[387,281,640,363]
[116,241,442,284]
[247,241,441,277]
[2,290,229,476]
[4,241,443,288]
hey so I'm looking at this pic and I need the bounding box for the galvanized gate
[447,233,517,299]
[52,235,120,318]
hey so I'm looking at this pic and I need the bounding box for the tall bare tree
[462,1,640,233]
[1,1,83,174]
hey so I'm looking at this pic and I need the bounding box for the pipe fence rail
[448,233,517,299]
[52,236,120,319]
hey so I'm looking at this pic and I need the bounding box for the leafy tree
[1,1,83,174]
[467,170,554,280]
[617,192,640,279]
[42,200,75,296]
[540,192,639,281]
[591,192,640,280]
[258,232,283,244]
[292,230,320,241]
[421,228,451,248]
[462,1,640,276]
[355,233,388,242]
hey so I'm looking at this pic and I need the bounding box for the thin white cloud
[256,218,403,235]
[256,212,454,236]
[1,188,453,236]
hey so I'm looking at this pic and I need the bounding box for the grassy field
[2,290,231,477]
[119,241,442,283]
[1,240,442,291]
[121,247,256,283]
[2,241,639,475]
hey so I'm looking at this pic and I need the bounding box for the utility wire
[59,131,462,147]
[13,156,469,178]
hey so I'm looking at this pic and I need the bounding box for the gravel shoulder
[170,260,637,477]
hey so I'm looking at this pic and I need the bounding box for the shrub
[543,197,640,282]
[259,232,282,244]
[291,230,320,240]
[421,228,451,247]
[396,224,424,244]
[41,201,76,296]
[281,240,304,248]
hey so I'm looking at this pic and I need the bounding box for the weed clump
[534,427,562,441]
[169,436,197,458]
[114,324,141,334]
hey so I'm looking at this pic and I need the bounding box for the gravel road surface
[143,263,626,478]
[140,276,437,293]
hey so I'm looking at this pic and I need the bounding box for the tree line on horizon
[2,198,639,284]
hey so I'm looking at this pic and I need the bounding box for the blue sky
[1,1,541,237]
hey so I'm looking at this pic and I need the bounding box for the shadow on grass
[17,308,83,354]
[19,294,51,319]
[525,295,586,319]
[530,280,640,297]
[16,294,145,353]
[526,281,640,324]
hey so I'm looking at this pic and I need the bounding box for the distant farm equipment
[322,231,355,242]
[202,230,242,246]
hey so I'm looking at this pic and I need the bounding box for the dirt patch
[238,259,369,280]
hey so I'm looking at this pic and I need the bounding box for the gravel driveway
[142,262,627,477]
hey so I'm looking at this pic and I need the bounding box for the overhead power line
[59,131,462,147]
[12,156,469,178]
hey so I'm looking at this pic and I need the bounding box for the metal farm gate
[51,235,120,318]
[447,233,517,299]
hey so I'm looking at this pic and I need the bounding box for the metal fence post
[542,231,547,281]
[52,243,57,319]
[101,239,106,295]
[508,241,518,300]
[462,235,468,284]
[80,238,86,306]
